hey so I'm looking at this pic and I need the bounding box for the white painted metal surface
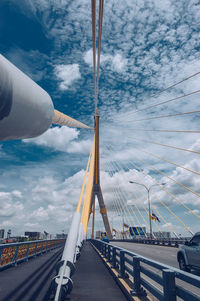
[54,211,81,301]
[0,54,54,140]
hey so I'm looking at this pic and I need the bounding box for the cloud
[24,222,41,230]
[6,48,49,82]
[0,191,24,218]
[23,126,91,154]
[83,49,128,73]
[2,0,200,237]
[54,64,81,90]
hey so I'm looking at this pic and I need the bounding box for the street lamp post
[129,181,165,239]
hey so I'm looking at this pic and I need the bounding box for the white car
[177,232,200,272]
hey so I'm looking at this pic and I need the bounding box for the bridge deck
[0,242,127,301]
[70,241,127,301]
[0,247,63,301]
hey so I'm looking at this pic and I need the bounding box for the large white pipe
[0,54,54,140]
[54,211,81,300]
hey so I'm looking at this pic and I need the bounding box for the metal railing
[0,239,65,271]
[91,239,200,301]
[111,237,189,248]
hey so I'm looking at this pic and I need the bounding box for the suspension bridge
[0,0,200,300]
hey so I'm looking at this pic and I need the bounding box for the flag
[123,222,129,228]
[150,212,160,222]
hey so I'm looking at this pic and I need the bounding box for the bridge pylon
[91,110,112,239]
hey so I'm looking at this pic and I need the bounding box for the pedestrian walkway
[0,242,128,301]
[70,241,127,301]
[0,247,63,301]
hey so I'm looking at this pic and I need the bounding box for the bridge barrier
[111,238,189,248]
[91,239,200,301]
[0,239,65,271]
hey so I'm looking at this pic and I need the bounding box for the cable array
[102,143,195,236]
[91,0,104,112]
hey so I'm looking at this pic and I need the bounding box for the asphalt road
[111,241,179,268]
[111,241,200,299]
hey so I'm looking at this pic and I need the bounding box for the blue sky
[0,0,200,237]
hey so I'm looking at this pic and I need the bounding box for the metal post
[122,216,124,240]
[0,247,3,265]
[34,242,38,256]
[133,256,141,292]
[130,256,146,297]
[12,246,19,265]
[147,189,153,239]
[118,250,125,278]
[111,247,116,268]
[163,269,176,301]
[129,182,165,239]
[107,245,111,262]
[25,244,30,261]
[92,200,95,239]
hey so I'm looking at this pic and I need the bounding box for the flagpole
[147,188,152,239]
[122,216,124,240]
[129,181,166,239]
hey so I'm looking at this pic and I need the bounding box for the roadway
[111,241,200,299]
[111,241,179,268]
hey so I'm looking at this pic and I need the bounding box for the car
[177,232,200,272]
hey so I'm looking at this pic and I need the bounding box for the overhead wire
[127,159,194,235]
[103,144,193,235]
[91,0,97,111]
[129,152,200,202]
[127,142,200,176]
[113,89,200,119]
[126,151,200,219]
[147,71,200,99]
[105,154,163,237]
[106,161,143,236]
[92,0,104,112]
[124,110,200,123]
[96,0,104,108]
[122,128,200,134]
[104,147,170,236]
[113,180,146,238]
[124,136,200,155]
[105,162,133,233]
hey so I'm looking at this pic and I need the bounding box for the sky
[0,0,200,237]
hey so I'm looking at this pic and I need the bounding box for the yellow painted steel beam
[53,109,93,130]
[76,150,92,213]
[81,137,95,237]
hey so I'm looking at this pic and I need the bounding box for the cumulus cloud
[83,48,128,73]
[0,191,24,218]
[23,126,91,154]
[54,64,81,90]
[2,0,200,237]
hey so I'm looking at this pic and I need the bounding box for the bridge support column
[91,112,112,239]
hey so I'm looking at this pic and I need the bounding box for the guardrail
[0,239,65,271]
[91,239,200,301]
[111,238,189,248]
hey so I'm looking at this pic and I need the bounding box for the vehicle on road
[177,232,200,272]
